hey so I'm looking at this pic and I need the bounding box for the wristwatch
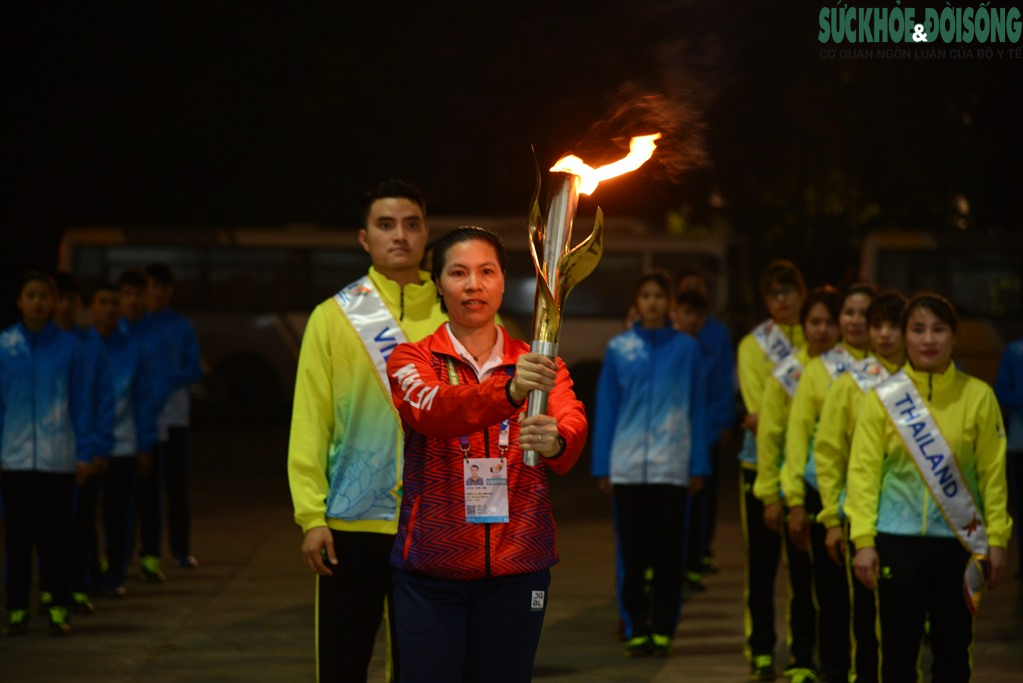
[546,434,567,459]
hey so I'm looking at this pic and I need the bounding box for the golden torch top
[527,133,662,345]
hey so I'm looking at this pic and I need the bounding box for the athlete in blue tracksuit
[69,324,114,608]
[1,271,91,635]
[592,272,710,656]
[144,262,203,569]
[118,268,168,580]
[674,287,735,581]
[994,338,1023,574]
[53,272,116,613]
[91,282,159,595]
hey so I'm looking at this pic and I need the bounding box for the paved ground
[1,421,1020,682]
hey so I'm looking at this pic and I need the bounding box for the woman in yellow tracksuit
[781,284,874,683]
[737,260,808,681]
[814,292,906,683]
[753,285,840,683]
[848,293,1011,683]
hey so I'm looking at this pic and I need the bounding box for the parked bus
[57,218,748,418]
[860,230,1023,385]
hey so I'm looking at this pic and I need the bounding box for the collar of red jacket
[425,323,528,368]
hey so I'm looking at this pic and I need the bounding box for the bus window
[309,249,372,303]
[872,244,1023,319]
[58,224,742,419]
[71,246,106,284]
[499,249,647,320]
[567,252,646,317]
[862,231,1023,384]
[207,248,305,311]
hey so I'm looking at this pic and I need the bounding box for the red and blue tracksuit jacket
[386,324,587,580]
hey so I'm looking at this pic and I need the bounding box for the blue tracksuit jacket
[0,321,91,472]
[592,323,710,486]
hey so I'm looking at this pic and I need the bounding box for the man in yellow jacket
[287,179,447,683]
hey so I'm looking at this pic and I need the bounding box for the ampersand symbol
[912,24,928,42]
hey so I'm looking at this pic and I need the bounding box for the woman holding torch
[386,226,587,683]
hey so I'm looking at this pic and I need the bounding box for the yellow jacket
[814,355,901,528]
[753,348,810,505]
[847,363,1011,549]
[738,323,806,415]
[287,267,447,535]
[737,322,806,469]
[781,344,868,508]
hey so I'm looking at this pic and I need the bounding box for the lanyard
[444,357,511,458]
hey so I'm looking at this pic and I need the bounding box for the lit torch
[523,133,662,466]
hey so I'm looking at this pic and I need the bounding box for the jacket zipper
[403,496,420,560]
[483,411,492,578]
[449,355,494,578]
[399,289,405,321]
[921,372,934,534]
[31,330,38,470]
[642,328,659,484]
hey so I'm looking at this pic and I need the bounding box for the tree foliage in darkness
[2,1,1020,325]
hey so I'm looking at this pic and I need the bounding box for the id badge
[464,457,509,523]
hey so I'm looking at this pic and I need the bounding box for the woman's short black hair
[675,289,709,312]
[117,268,148,289]
[53,271,82,298]
[634,270,673,303]
[19,269,56,296]
[901,292,958,333]
[430,226,506,313]
[145,262,175,285]
[760,259,807,299]
[800,285,841,325]
[842,282,877,307]
[88,281,118,306]
[867,291,907,327]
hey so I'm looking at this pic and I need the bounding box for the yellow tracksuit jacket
[847,363,1011,549]
[287,267,447,535]
[753,348,810,505]
[781,344,868,508]
[738,322,807,470]
[813,355,901,528]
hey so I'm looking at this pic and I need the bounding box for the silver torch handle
[522,340,559,466]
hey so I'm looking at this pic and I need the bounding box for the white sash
[820,345,855,379]
[877,370,989,613]
[334,276,409,392]
[771,353,803,399]
[847,356,890,394]
[752,319,795,365]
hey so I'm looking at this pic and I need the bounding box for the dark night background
[4,1,1022,326]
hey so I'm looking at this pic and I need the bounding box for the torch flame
[549,133,661,195]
